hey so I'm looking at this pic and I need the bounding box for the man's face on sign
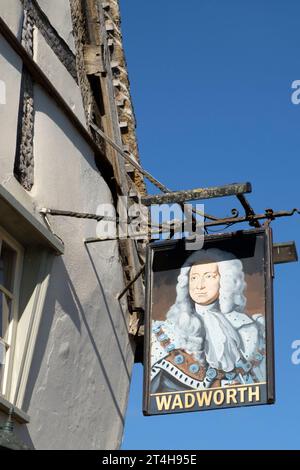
[189,262,220,306]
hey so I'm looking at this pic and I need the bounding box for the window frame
[0,225,24,400]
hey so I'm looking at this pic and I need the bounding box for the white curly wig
[166,248,247,362]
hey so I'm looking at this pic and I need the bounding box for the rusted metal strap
[40,208,114,222]
[83,208,300,243]
[237,194,261,228]
[39,208,142,225]
[117,265,145,300]
[204,208,300,228]
[89,121,170,193]
[88,123,236,224]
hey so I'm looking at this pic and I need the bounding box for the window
[0,227,23,398]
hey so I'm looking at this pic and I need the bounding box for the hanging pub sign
[143,227,275,416]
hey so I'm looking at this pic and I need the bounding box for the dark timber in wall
[0,15,116,193]
[21,0,78,82]
[14,7,35,191]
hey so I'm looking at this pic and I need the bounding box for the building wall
[0,0,143,450]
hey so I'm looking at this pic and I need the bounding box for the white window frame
[0,225,23,400]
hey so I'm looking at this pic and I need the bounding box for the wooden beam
[83,44,105,75]
[273,242,298,264]
[141,182,252,206]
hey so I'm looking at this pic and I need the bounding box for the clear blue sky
[120,0,300,450]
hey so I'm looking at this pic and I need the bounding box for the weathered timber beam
[273,242,298,264]
[83,44,105,75]
[141,182,252,206]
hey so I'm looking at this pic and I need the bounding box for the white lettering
[291,80,300,104]
[292,340,300,365]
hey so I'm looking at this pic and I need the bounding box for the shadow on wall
[85,243,133,379]
[14,421,35,450]
[22,251,133,429]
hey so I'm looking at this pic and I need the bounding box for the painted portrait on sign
[143,228,275,416]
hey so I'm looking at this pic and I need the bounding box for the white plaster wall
[0,0,24,40]
[0,34,23,182]
[36,0,75,53]
[17,85,134,450]
[0,4,136,450]
[33,28,86,126]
